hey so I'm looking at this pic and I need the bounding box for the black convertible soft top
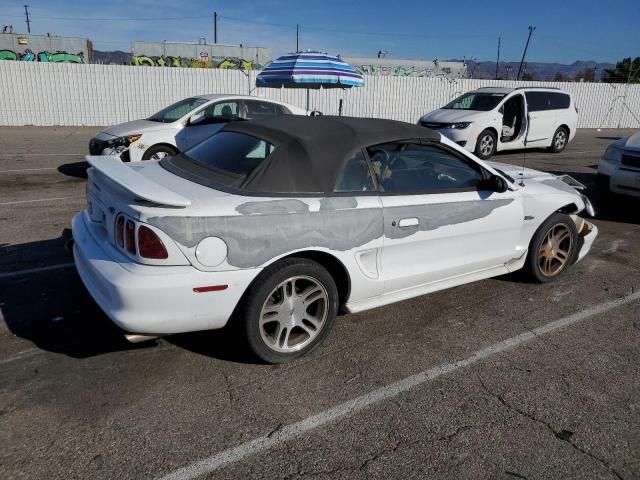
[220,116,440,194]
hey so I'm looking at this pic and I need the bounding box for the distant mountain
[461,59,615,81]
[93,50,131,65]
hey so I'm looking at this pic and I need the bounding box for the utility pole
[24,4,31,33]
[213,11,218,44]
[495,36,501,80]
[517,26,535,80]
[296,24,299,52]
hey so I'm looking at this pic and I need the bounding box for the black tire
[548,127,569,153]
[524,212,579,283]
[142,144,178,161]
[475,129,497,160]
[239,258,339,364]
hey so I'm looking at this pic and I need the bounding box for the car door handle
[398,217,419,228]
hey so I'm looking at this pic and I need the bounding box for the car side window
[549,92,570,110]
[334,150,376,193]
[245,100,282,120]
[210,101,239,118]
[525,92,552,112]
[367,142,483,194]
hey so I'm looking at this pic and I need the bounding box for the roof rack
[514,86,561,91]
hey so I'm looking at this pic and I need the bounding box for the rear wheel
[475,129,497,159]
[548,127,569,153]
[142,144,178,161]
[524,213,578,283]
[240,258,339,363]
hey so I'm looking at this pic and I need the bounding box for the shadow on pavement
[1,233,258,362]
[58,161,89,179]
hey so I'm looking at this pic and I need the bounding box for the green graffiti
[0,50,18,61]
[37,51,84,63]
[131,54,255,70]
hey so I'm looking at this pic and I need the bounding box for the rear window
[162,131,274,189]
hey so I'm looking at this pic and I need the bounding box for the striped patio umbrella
[256,52,364,113]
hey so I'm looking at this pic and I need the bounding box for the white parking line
[0,167,58,173]
[0,196,84,206]
[157,291,640,480]
[0,153,84,157]
[0,262,75,279]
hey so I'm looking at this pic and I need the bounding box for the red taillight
[116,216,125,248]
[138,225,168,259]
[125,219,136,254]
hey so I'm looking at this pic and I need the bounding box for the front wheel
[142,144,178,161]
[475,129,497,159]
[240,258,339,364]
[524,213,578,283]
[548,127,569,153]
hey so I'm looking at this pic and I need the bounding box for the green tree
[603,57,640,83]
[521,71,535,81]
[553,72,566,82]
[575,68,596,82]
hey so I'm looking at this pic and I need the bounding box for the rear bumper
[72,212,260,334]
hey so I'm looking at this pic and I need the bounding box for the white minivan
[418,87,578,159]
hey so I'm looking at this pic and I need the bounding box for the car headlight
[603,144,622,164]
[106,134,142,148]
[447,122,472,129]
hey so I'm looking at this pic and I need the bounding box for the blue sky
[0,0,638,63]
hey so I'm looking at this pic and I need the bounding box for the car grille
[420,121,447,129]
[621,153,640,170]
[89,138,107,155]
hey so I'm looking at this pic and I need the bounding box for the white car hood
[486,161,554,181]
[421,109,489,123]
[100,119,170,138]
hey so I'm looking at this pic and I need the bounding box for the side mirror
[310,110,323,117]
[480,175,508,193]
[188,112,205,126]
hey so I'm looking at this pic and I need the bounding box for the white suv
[418,87,578,159]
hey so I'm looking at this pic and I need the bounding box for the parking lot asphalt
[1,127,639,480]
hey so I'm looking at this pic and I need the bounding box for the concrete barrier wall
[1,61,639,128]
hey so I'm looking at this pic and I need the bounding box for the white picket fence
[1,61,639,128]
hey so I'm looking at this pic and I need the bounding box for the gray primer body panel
[148,197,514,268]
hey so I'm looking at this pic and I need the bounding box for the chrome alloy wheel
[259,275,329,353]
[554,130,567,150]
[538,223,573,277]
[479,134,495,157]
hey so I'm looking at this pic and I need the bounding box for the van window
[525,92,551,112]
[549,92,570,110]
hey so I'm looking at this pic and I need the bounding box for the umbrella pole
[306,89,310,112]
[338,98,343,117]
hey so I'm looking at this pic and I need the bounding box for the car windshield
[147,97,209,123]
[443,92,506,111]
[161,131,274,189]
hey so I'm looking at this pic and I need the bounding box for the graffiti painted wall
[131,53,255,70]
[0,32,91,63]
[0,48,84,63]
[343,57,467,79]
[131,41,271,70]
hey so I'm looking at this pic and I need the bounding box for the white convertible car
[88,94,307,162]
[73,116,597,363]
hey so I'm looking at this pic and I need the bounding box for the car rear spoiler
[86,156,191,208]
